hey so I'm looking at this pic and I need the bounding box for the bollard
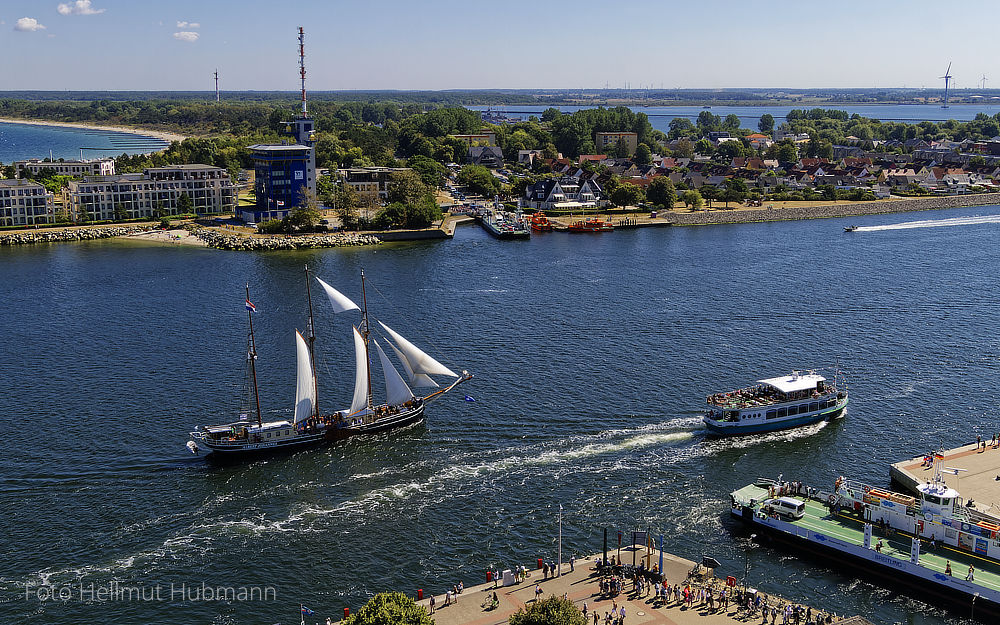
[417,589,423,600]
[344,607,349,619]
[487,571,493,582]
[537,558,543,569]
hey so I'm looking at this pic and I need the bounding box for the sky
[1,0,998,92]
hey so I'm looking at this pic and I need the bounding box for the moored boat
[703,370,847,436]
[730,467,1000,622]
[567,216,614,232]
[530,211,553,232]
[189,269,472,458]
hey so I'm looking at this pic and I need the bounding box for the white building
[65,164,236,221]
[0,179,54,226]
[16,157,115,178]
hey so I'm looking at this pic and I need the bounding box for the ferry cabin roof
[758,373,825,394]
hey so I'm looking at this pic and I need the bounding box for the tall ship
[703,370,847,436]
[730,465,1000,621]
[189,269,472,457]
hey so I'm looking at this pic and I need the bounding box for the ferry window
[266,433,271,438]
[766,410,776,419]
[776,408,787,418]
[826,399,835,408]
[925,495,941,505]
[787,406,798,416]
[810,402,819,411]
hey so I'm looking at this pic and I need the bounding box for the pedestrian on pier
[570,555,575,572]
[534,583,542,601]
[543,561,549,579]
[429,594,435,614]
[967,564,975,581]
[945,561,952,575]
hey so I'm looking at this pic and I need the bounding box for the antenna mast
[214,69,220,102]
[298,26,307,118]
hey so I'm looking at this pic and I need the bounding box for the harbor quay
[890,440,1000,520]
[333,547,863,625]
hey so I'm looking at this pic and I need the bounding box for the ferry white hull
[704,398,847,436]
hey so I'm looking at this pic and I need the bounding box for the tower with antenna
[214,69,220,102]
[940,62,953,108]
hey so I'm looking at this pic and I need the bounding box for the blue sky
[1,0,997,91]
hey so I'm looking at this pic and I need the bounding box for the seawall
[193,228,381,251]
[0,224,155,246]
[667,193,1000,226]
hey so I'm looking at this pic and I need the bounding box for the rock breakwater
[0,224,155,246]
[193,229,381,251]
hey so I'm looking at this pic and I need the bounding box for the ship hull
[194,404,425,459]
[704,399,847,436]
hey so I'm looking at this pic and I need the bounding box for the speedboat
[844,225,858,233]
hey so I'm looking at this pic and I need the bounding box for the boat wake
[855,214,1000,232]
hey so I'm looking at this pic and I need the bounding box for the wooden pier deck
[890,441,1000,519]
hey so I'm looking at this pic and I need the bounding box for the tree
[342,592,432,625]
[646,177,676,209]
[700,185,719,208]
[723,177,748,207]
[610,182,644,208]
[458,164,501,197]
[818,184,837,202]
[614,138,630,159]
[715,140,746,160]
[408,155,446,188]
[682,189,704,210]
[114,203,128,222]
[387,170,427,206]
[509,595,585,625]
[177,192,193,215]
[774,140,798,164]
[674,138,695,158]
[634,142,653,165]
[758,114,775,134]
[723,114,741,130]
[287,187,321,231]
[331,182,361,230]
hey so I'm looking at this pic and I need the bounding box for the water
[468,103,1000,134]
[0,121,169,164]
[3,205,1000,625]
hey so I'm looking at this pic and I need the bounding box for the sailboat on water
[189,268,472,457]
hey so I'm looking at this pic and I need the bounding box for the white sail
[316,277,360,314]
[379,321,458,379]
[387,340,438,388]
[349,326,369,415]
[293,331,316,425]
[373,339,414,406]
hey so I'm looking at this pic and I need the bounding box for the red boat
[568,217,614,233]
[530,211,553,232]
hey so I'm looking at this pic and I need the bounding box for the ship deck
[736,485,1000,594]
[890,442,1000,520]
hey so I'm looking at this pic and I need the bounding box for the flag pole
[557,504,563,576]
[300,604,305,625]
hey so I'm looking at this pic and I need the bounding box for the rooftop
[758,373,826,394]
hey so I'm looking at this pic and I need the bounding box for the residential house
[594,131,638,156]
[468,146,504,168]
[0,179,54,226]
[450,132,497,147]
[523,177,604,211]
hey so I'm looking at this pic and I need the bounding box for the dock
[337,547,861,625]
[890,441,1000,519]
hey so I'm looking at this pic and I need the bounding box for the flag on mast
[246,299,257,312]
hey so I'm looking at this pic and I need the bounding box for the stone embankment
[0,224,155,246]
[668,193,1000,226]
[193,228,381,251]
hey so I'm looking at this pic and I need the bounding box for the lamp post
[557,504,563,577]
[743,534,757,597]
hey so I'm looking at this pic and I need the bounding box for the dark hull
[199,404,425,460]
[733,509,1000,623]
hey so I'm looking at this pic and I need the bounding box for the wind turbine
[940,62,953,108]
[982,74,988,91]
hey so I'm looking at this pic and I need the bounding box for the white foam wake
[856,214,1000,232]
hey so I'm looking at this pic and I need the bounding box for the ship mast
[304,265,319,417]
[246,284,262,427]
[360,269,373,409]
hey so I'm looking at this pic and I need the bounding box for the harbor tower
[245,27,317,224]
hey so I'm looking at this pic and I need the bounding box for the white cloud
[14,17,46,31]
[173,31,199,43]
[57,1,105,15]
[176,21,200,29]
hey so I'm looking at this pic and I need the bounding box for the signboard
[976,538,989,555]
[294,170,304,180]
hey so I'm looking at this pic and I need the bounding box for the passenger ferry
[730,466,1000,621]
[703,370,847,436]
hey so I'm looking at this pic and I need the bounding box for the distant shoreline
[0,117,186,145]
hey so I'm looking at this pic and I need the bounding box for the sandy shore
[0,117,186,144]
[124,229,206,247]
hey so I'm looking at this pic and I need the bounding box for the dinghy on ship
[188,268,472,457]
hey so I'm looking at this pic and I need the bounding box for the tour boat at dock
[189,269,472,458]
[730,465,1000,621]
[703,370,847,436]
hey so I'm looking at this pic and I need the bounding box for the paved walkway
[891,442,1000,519]
[415,548,845,625]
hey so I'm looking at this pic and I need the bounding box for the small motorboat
[843,225,858,233]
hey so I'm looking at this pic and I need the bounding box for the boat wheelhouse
[703,371,847,436]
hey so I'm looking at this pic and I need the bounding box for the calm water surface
[2,206,1000,625]
[0,121,168,163]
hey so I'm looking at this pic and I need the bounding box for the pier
[890,442,1000,520]
[335,547,863,625]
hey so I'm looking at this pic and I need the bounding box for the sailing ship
[189,269,472,457]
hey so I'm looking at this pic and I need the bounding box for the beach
[0,117,186,144]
